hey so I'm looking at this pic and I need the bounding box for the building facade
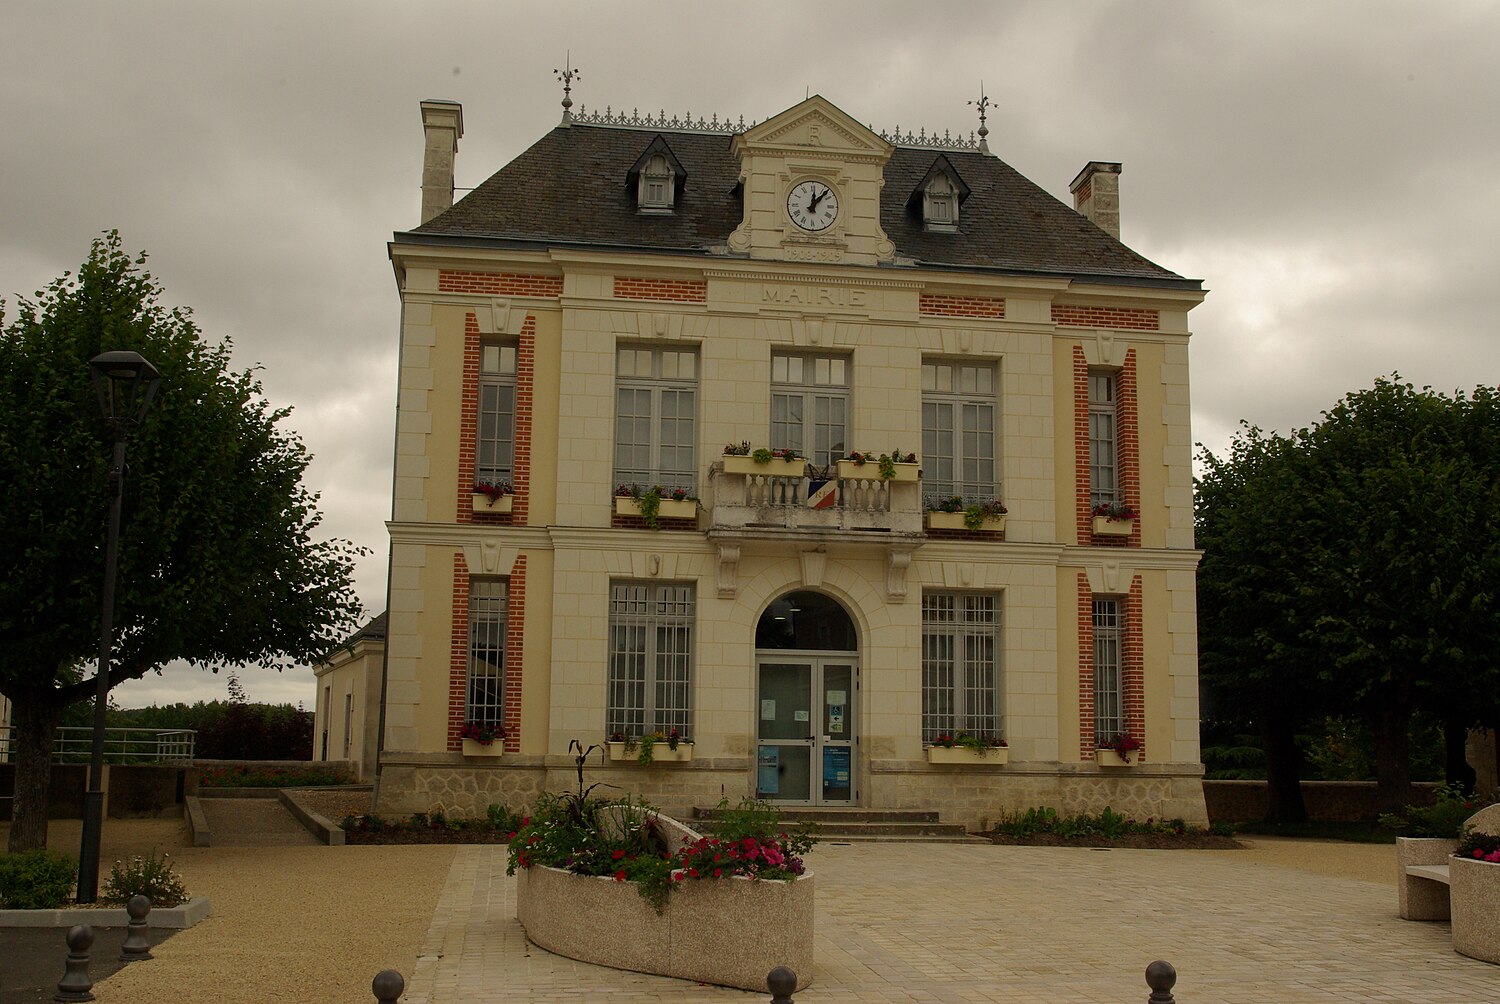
[376,96,1208,829]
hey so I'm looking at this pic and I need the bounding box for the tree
[1196,378,1500,816]
[0,233,365,851]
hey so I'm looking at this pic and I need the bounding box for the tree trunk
[1262,713,1308,823]
[1372,701,1413,816]
[7,695,64,852]
[1443,715,1476,794]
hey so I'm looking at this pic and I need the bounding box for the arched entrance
[754,591,858,805]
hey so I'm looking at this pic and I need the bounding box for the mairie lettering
[762,285,868,307]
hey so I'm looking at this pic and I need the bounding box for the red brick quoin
[1072,345,1140,548]
[1076,573,1145,761]
[613,276,707,302]
[919,293,1006,319]
[458,313,535,526]
[448,552,525,753]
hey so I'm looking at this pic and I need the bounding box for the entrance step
[691,806,987,843]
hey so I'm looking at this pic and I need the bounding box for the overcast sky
[3,1,1496,709]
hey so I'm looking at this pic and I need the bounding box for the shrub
[198,764,358,788]
[101,849,189,907]
[1379,784,1497,839]
[0,850,77,909]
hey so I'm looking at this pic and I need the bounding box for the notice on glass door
[757,747,780,796]
[760,699,776,721]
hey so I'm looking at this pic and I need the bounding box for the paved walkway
[403,842,1500,1004]
[196,797,318,846]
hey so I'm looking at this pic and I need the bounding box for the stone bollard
[767,965,797,1003]
[1145,960,1177,1003]
[372,969,405,1003]
[54,925,95,1002]
[119,894,153,962]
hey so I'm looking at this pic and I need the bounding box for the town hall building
[354,92,1209,829]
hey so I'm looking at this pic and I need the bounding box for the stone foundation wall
[376,753,1209,828]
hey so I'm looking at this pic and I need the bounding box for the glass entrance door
[756,657,856,805]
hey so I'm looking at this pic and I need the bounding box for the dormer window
[923,172,959,231]
[628,136,685,215]
[639,154,674,211]
[910,156,971,233]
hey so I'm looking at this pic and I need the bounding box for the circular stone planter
[1450,856,1500,964]
[516,864,813,992]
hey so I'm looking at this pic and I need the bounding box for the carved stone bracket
[886,546,915,602]
[716,543,741,598]
[800,548,827,589]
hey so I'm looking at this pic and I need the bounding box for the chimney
[419,100,464,225]
[1069,161,1122,240]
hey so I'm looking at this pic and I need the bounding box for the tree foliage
[1196,377,1500,816]
[0,232,365,850]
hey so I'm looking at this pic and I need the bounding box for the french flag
[805,478,838,509]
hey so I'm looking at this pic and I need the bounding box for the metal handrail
[0,726,195,765]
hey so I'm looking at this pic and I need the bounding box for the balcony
[705,459,925,601]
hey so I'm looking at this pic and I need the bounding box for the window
[921,592,1001,744]
[771,352,848,468]
[1093,597,1123,744]
[1089,372,1117,507]
[614,346,697,492]
[478,344,517,486]
[607,582,694,738]
[923,171,959,230]
[342,693,354,759]
[467,579,509,729]
[922,361,996,502]
[637,153,675,212]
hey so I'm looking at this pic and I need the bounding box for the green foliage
[0,849,77,908]
[0,233,366,848]
[1196,378,1500,810]
[1200,740,1267,780]
[198,763,356,788]
[1378,784,1497,839]
[991,805,1199,840]
[101,849,188,907]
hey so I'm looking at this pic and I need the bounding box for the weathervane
[554,53,581,124]
[968,82,991,154]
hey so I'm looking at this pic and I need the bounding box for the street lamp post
[77,350,161,904]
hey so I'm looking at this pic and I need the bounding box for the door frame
[754,651,859,806]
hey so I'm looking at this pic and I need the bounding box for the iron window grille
[1092,597,1124,744]
[921,592,1001,743]
[607,582,694,739]
[468,579,509,729]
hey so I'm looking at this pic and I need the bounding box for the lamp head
[89,351,161,428]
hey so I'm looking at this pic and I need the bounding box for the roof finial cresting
[554,53,581,125]
[969,82,991,154]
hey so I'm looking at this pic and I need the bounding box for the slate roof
[402,124,1198,290]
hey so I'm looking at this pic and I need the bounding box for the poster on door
[757,747,780,796]
[823,746,850,786]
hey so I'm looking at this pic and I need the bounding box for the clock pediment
[728,96,896,266]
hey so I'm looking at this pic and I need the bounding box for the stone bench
[1396,804,1500,966]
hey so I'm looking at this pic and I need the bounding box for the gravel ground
[0,818,1396,1002]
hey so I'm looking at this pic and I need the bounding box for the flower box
[607,741,693,763]
[1092,515,1134,537]
[471,492,514,514]
[721,454,803,476]
[926,511,1006,533]
[462,738,504,757]
[927,745,1008,765]
[838,459,919,482]
[614,497,698,520]
[1095,748,1137,767]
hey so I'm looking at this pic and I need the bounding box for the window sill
[926,746,1007,765]
[607,741,693,764]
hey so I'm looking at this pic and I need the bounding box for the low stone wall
[1203,780,1441,824]
[0,764,186,820]
[516,864,813,992]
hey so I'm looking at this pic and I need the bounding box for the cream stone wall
[312,643,381,780]
[383,236,1207,826]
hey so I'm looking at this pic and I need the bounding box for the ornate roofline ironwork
[570,104,987,152]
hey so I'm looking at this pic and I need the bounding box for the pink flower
[1475,849,1487,859]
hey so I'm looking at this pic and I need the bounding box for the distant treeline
[61,700,313,761]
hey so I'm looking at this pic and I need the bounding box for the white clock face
[787,180,839,232]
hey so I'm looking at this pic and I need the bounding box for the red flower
[612,849,626,860]
[1476,849,1486,859]
[614,870,627,882]
[713,868,723,878]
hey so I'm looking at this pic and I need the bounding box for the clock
[787,180,839,233]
